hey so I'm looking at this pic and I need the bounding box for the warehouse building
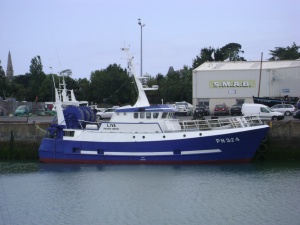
[192,60,300,111]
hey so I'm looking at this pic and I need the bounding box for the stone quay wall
[0,120,299,144]
[265,120,300,153]
[0,122,49,142]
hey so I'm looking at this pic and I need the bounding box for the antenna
[49,67,56,89]
[49,66,56,102]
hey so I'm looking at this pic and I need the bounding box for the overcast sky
[0,0,299,79]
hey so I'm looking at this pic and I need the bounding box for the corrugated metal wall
[193,65,300,111]
[193,70,261,98]
[267,67,300,97]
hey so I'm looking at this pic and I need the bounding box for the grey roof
[194,60,300,71]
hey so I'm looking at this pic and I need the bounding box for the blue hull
[39,127,269,164]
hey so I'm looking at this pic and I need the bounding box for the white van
[242,103,284,121]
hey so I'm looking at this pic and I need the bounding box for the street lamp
[138,18,145,77]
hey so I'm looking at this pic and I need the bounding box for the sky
[0,0,299,80]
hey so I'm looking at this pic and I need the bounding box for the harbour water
[0,162,300,225]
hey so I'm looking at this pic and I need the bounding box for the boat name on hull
[216,137,240,143]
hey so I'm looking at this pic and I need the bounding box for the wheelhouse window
[64,131,75,137]
[140,112,145,118]
[134,112,138,118]
[153,112,159,118]
[146,112,151,119]
[162,112,168,118]
[167,113,174,118]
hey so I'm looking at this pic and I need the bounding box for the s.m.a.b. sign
[209,80,256,88]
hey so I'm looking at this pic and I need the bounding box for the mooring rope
[34,123,48,133]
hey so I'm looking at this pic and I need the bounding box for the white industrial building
[192,60,300,111]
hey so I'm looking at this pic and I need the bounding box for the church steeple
[6,51,14,81]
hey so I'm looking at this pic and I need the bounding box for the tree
[160,70,182,103]
[178,66,193,103]
[90,64,134,105]
[76,78,91,102]
[13,74,31,88]
[59,69,72,77]
[38,76,55,101]
[192,43,246,69]
[220,43,246,61]
[64,75,79,93]
[192,47,215,69]
[28,56,46,101]
[268,42,300,60]
[143,75,160,104]
[155,74,164,85]
[140,73,167,104]
[30,56,43,75]
[0,60,5,77]
[12,74,31,101]
[0,60,8,99]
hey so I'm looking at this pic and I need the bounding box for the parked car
[293,110,300,119]
[214,104,229,116]
[193,106,210,120]
[270,104,296,116]
[35,109,57,116]
[96,108,116,120]
[193,106,210,119]
[89,105,105,113]
[174,102,192,116]
[230,104,242,116]
[242,103,284,121]
[14,105,31,116]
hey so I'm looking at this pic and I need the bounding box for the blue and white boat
[253,96,298,107]
[39,48,269,164]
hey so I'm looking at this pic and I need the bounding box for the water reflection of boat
[253,96,298,107]
[38,48,269,164]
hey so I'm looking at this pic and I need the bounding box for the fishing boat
[39,48,269,164]
[253,96,298,107]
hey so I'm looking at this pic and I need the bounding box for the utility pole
[138,19,145,77]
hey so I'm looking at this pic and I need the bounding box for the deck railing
[179,116,264,131]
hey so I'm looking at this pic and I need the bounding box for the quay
[0,116,299,161]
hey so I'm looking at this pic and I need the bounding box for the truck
[242,103,284,121]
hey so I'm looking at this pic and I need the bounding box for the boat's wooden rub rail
[179,116,264,131]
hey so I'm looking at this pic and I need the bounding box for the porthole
[142,136,145,139]
[163,135,165,138]
[199,133,202,136]
[183,134,186,137]
[133,136,135,139]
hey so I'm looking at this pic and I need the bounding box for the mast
[121,48,157,107]
[258,52,263,97]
